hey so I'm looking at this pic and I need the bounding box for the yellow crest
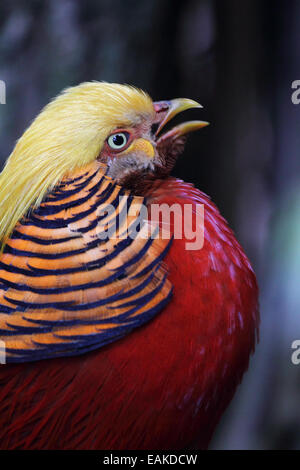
[0,82,154,247]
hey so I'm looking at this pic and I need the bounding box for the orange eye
[107,132,130,150]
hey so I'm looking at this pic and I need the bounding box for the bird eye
[107,132,130,150]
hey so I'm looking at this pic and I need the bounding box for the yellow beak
[154,98,209,137]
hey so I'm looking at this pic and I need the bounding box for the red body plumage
[0,178,258,449]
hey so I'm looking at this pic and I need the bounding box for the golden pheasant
[0,82,259,449]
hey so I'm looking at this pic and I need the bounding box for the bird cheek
[121,138,155,159]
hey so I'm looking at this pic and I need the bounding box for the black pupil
[113,134,125,146]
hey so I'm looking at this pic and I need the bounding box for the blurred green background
[0,0,300,449]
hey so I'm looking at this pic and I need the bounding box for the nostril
[153,101,170,113]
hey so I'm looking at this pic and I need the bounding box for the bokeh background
[0,0,300,450]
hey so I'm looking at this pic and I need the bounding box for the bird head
[97,91,208,188]
[0,81,208,244]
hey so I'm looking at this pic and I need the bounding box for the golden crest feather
[0,82,154,247]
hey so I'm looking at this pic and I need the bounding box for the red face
[98,98,208,191]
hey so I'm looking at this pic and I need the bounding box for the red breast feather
[0,177,258,449]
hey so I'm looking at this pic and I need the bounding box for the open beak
[153,98,209,140]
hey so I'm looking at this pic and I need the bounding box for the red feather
[0,177,258,449]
